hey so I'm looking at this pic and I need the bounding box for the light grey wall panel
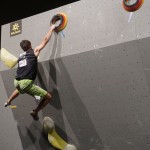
[134,0,150,39]
[1,69,57,150]
[1,0,150,71]
[0,74,23,150]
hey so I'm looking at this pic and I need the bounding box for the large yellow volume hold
[48,128,68,149]
[43,116,77,150]
[0,48,18,68]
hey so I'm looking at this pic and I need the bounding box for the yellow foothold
[9,105,17,109]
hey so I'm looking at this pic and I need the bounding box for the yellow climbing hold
[0,48,17,68]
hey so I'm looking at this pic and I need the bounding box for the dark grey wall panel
[1,37,150,150]
[137,37,150,86]
[0,70,56,150]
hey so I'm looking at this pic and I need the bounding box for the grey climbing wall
[1,0,150,150]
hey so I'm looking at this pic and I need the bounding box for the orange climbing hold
[50,13,68,32]
[122,0,144,12]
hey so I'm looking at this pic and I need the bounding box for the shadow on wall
[37,32,105,150]
[1,68,55,149]
[17,121,55,150]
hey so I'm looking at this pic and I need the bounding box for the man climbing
[4,24,56,120]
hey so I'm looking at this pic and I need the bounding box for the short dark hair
[20,40,31,51]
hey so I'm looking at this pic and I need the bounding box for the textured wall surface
[1,0,150,150]
[1,0,150,71]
